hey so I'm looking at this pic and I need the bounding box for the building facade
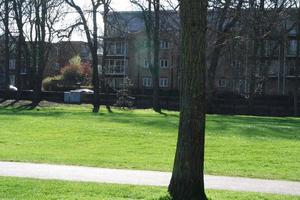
[104,10,300,96]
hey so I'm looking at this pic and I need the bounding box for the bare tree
[130,0,161,113]
[0,0,11,90]
[101,0,113,112]
[65,0,102,113]
[28,0,65,106]
[294,6,300,116]
[206,0,244,111]
[168,0,208,199]
[12,0,29,96]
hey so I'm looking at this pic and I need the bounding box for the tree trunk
[15,36,22,98]
[92,7,100,113]
[102,1,112,113]
[294,87,298,117]
[152,0,161,113]
[92,50,100,113]
[168,0,208,199]
[4,0,10,89]
[248,38,258,113]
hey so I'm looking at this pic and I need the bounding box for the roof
[107,11,180,36]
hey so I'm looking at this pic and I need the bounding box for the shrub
[60,64,84,84]
[42,75,63,91]
[69,55,81,65]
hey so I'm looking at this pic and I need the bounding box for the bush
[42,75,63,91]
[60,64,84,84]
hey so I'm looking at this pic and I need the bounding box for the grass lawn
[0,103,299,181]
[1,177,299,200]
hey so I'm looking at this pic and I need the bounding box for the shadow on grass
[156,195,172,200]
[207,115,300,140]
[1,104,299,140]
[0,106,179,131]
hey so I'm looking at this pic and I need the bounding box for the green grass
[0,177,299,200]
[0,103,299,181]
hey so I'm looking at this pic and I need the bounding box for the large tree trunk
[13,0,26,97]
[102,1,112,113]
[92,7,100,113]
[4,0,10,90]
[152,0,161,113]
[168,0,208,199]
[15,36,22,98]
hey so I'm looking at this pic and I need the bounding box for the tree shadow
[155,195,172,200]
[0,99,7,104]
[207,115,300,140]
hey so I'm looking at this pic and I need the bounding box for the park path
[0,161,299,196]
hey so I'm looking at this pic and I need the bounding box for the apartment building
[104,11,180,93]
[105,10,300,96]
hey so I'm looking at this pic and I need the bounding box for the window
[232,61,241,68]
[20,66,27,74]
[115,42,124,55]
[159,77,169,88]
[160,59,169,68]
[218,79,226,88]
[287,40,297,56]
[106,59,127,74]
[9,59,16,70]
[160,40,169,49]
[108,42,115,55]
[9,75,15,86]
[115,60,125,73]
[107,41,127,55]
[144,59,150,68]
[143,77,152,87]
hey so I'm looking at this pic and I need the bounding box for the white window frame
[160,40,169,49]
[160,59,169,68]
[143,77,152,87]
[144,59,150,68]
[159,77,169,88]
[9,75,15,86]
[107,41,127,56]
[106,59,127,74]
[287,40,297,56]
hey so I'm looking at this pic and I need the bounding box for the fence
[0,90,299,117]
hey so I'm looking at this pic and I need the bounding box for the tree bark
[101,0,112,113]
[168,0,208,199]
[92,6,100,113]
[4,0,10,89]
[152,0,161,113]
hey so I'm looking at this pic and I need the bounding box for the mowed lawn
[1,177,299,200]
[0,103,299,181]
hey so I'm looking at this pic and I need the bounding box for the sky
[69,0,134,41]
[69,0,178,41]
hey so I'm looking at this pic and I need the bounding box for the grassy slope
[0,177,299,200]
[0,104,299,181]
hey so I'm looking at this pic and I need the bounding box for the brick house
[0,38,90,89]
[0,35,29,89]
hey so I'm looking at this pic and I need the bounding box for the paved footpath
[0,161,299,196]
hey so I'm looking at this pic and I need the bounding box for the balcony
[106,65,127,75]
